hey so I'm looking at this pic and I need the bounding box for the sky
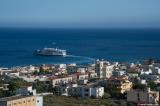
[0,0,160,28]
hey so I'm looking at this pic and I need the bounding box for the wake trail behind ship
[65,54,95,62]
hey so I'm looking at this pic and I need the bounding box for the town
[0,59,160,106]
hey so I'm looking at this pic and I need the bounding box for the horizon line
[0,26,160,30]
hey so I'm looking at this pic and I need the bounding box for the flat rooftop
[0,95,34,101]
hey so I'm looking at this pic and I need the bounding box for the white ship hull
[35,48,67,56]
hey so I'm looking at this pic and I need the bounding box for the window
[85,89,89,92]
[85,94,89,97]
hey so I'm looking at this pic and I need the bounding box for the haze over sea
[0,28,160,67]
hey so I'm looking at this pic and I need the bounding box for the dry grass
[43,95,121,106]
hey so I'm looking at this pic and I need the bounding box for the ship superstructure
[35,48,66,56]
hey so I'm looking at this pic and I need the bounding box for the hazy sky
[0,0,160,28]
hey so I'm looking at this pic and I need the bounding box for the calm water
[0,28,160,67]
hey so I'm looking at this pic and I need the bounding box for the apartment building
[68,86,104,98]
[0,95,43,106]
[16,86,36,96]
[76,72,89,80]
[49,75,73,87]
[106,76,132,94]
[127,88,159,105]
[95,60,114,78]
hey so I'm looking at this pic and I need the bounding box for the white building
[16,86,36,96]
[77,73,89,80]
[27,65,38,72]
[49,76,73,87]
[77,67,86,73]
[18,75,48,82]
[127,88,159,105]
[68,86,104,98]
[138,79,147,85]
[95,60,114,78]
[8,71,19,77]
[89,72,97,78]
[112,70,126,77]
[140,74,159,82]
[59,64,66,70]
[153,67,160,74]
[140,68,152,75]
[53,83,78,96]
[0,68,12,75]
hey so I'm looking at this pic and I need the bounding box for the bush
[102,92,111,99]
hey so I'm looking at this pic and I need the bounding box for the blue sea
[0,28,160,67]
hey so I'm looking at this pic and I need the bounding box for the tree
[102,92,111,99]
[0,90,10,98]
[148,81,157,90]
[8,78,30,92]
[33,80,47,93]
[133,83,146,90]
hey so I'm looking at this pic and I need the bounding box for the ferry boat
[35,48,67,56]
